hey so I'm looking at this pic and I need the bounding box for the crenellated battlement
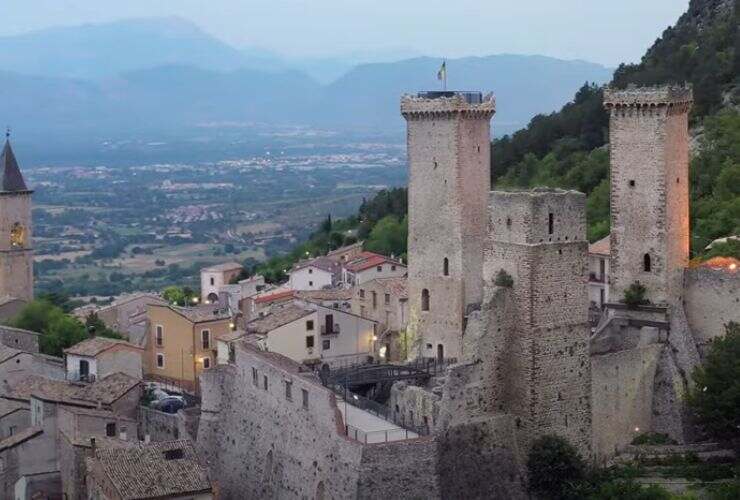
[603,84,693,111]
[401,91,495,119]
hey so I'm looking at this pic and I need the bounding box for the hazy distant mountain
[0,17,280,79]
[319,55,614,133]
[0,18,614,152]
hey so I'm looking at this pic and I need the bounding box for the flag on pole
[437,60,447,90]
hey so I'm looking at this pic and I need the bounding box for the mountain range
[0,17,614,154]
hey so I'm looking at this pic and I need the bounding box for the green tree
[364,215,407,258]
[686,322,740,445]
[84,312,123,339]
[9,300,88,357]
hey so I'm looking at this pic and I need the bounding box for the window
[203,357,211,369]
[306,320,314,331]
[252,367,258,386]
[322,339,331,350]
[548,213,554,235]
[306,336,315,349]
[309,281,313,287]
[263,375,268,390]
[372,291,377,309]
[285,381,292,401]
[421,289,430,311]
[629,180,635,187]
[325,314,334,334]
[644,253,652,272]
[384,293,390,305]
[302,389,309,409]
[106,423,116,437]
[8,426,15,437]
[210,277,215,286]
[506,217,512,228]
[443,258,449,276]
[156,353,165,369]
[79,359,90,378]
[359,289,365,298]
[155,325,164,347]
[201,330,211,349]
[376,265,382,272]
[308,268,313,274]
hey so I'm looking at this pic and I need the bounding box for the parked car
[150,395,185,414]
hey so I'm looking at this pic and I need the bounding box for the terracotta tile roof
[589,235,610,256]
[0,345,23,363]
[202,262,243,273]
[64,337,142,357]
[0,426,42,452]
[326,241,363,257]
[344,252,405,273]
[90,440,212,499]
[218,330,248,343]
[366,277,408,299]
[246,304,314,335]
[153,304,232,324]
[76,373,141,405]
[4,372,139,406]
[0,324,40,337]
[253,289,295,305]
[295,288,354,301]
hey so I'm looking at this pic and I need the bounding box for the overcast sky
[1,0,689,66]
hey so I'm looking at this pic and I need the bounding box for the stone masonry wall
[0,192,33,301]
[196,343,440,499]
[684,267,740,354]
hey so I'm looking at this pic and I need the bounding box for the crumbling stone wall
[402,93,495,360]
[484,189,592,455]
[196,343,440,499]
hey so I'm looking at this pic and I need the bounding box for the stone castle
[192,85,739,498]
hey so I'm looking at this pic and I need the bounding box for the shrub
[586,480,672,500]
[622,281,648,308]
[494,269,514,287]
[527,435,585,499]
[631,432,677,446]
[686,322,740,445]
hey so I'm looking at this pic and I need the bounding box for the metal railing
[320,324,341,335]
[345,424,420,444]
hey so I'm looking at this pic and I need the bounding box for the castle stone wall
[684,267,740,353]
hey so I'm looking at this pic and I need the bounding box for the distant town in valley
[0,1,738,499]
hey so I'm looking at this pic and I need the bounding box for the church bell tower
[0,136,33,301]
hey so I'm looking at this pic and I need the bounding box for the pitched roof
[152,304,231,324]
[0,345,24,364]
[253,289,295,305]
[295,288,354,301]
[291,256,342,275]
[4,372,139,406]
[246,304,313,334]
[64,337,142,357]
[0,140,29,193]
[0,426,42,452]
[202,262,243,273]
[0,324,40,337]
[0,398,27,419]
[90,440,212,499]
[366,277,408,299]
[344,252,405,273]
[75,372,141,405]
[326,241,363,257]
[589,235,610,256]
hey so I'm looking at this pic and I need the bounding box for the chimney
[119,426,127,441]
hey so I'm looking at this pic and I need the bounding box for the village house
[326,241,364,263]
[246,302,376,367]
[245,287,295,320]
[145,304,233,392]
[351,277,408,361]
[85,439,213,500]
[74,293,169,346]
[0,344,65,386]
[588,234,610,310]
[0,296,27,323]
[0,325,41,353]
[288,256,342,291]
[0,399,29,440]
[342,251,406,286]
[217,274,267,317]
[63,336,144,382]
[199,262,243,303]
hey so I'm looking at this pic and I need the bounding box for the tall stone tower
[604,85,692,304]
[0,138,33,301]
[401,91,495,360]
[485,189,592,454]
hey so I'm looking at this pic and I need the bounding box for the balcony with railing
[320,324,341,335]
[589,272,606,284]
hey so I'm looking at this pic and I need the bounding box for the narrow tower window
[548,213,554,235]
[643,253,652,272]
[421,289,430,311]
[443,258,449,276]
